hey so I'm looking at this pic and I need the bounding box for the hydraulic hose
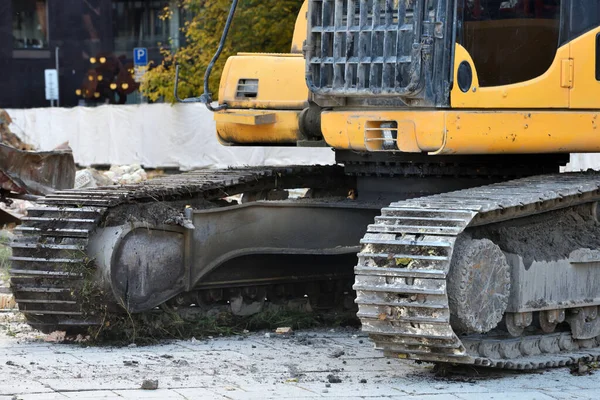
[174,0,239,112]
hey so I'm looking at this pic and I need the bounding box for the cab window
[458,0,561,87]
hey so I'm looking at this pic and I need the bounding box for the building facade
[1,0,183,109]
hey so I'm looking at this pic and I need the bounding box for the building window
[13,0,48,49]
[112,0,181,54]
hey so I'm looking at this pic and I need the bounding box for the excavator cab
[217,0,600,155]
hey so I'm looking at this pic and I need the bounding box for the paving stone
[150,374,215,389]
[173,387,230,399]
[456,392,557,400]
[12,393,68,400]
[0,352,81,368]
[39,377,138,392]
[113,388,187,399]
[208,383,319,399]
[0,379,55,396]
[62,390,121,398]
[295,381,403,397]
[392,395,463,400]
[542,390,600,400]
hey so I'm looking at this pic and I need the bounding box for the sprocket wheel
[448,237,511,334]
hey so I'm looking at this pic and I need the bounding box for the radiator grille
[236,79,259,98]
[307,0,424,96]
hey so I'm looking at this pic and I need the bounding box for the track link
[9,165,350,333]
[355,172,600,369]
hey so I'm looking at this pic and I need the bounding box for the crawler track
[355,172,600,369]
[9,165,353,333]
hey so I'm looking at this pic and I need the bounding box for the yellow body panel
[291,1,308,54]
[214,112,277,126]
[322,111,445,152]
[321,110,600,154]
[218,54,309,110]
[439,111,600,154]
[451,43,570,108]
[216,110,302,144]
[570,26,600,108]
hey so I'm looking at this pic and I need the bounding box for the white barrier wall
[5,103,598,172]
[6,104,335,170]
[564,154,600,172]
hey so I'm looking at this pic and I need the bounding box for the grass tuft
[87,307,359,346]
[0,235,12,282]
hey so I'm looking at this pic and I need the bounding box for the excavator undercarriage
[13,152,600,369]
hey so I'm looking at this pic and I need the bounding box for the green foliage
[141,0,304,103]
[0,238,11,282]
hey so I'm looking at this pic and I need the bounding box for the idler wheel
[448,237,511,334]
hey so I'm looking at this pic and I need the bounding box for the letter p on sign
[134,48,148,66]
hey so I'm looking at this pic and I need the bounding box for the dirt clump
[141,379,159,390]
[471,204,600,269]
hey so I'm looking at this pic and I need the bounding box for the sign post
[133,48,148,103]
[45,69,59,107]
[133,48,148,83]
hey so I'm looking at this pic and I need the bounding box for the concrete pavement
[0,313,597,400]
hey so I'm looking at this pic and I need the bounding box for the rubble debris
[75,169,111,189]
[76,164,147,188]
[74,334,90,343]
[275,327,293,335]
[105,164,148,185]
[44,331,66,343]
[327,374,342,383]
[329,349,345,358]
[0,294,16,310]
[75,164,149,189]
[0,109,35,151]
[0,199,35,220]
[141,379,159,390]
[570,361,598,376]
[123,360,139,367]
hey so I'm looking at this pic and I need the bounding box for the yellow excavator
[11,0,600,370]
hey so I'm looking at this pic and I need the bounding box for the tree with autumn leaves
[140,0,304,103]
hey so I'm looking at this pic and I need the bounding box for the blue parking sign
[134,48,148,66]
